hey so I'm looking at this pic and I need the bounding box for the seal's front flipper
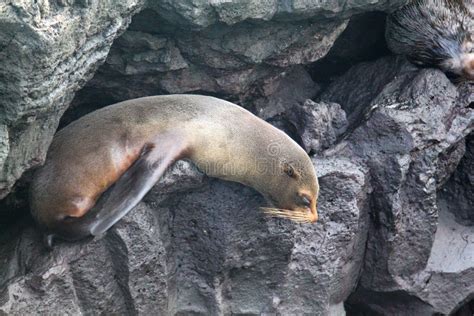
[51,134,186,242]
[86,134,187,236]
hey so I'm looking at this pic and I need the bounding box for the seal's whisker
[263,211,302,217]
[260,207,292,212]
[261,209,304,216]
[260,207,312,223]
[262,211,305,218]
[261,208,304,214]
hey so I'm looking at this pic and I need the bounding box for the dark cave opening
[437,133,474,226]
[452,298,474,316]
[308,11,390,86]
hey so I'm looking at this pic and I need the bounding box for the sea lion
[30,94,319,246]
[385,0,474,80]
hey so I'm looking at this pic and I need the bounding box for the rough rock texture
[1,0,408,200]
[321,56,473,315]
[286,99,348,153]
[0,0,146,198]
[438,127,474,226]
[321,56,419,127]
[0,157,370,314]
[66,8,344,122]
[148,0,407,28]
[3,0,474,315]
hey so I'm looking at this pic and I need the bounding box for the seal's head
[257,142,319,223]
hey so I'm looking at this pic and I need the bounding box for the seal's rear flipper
[51,133,187,242]
[88,134,187,236]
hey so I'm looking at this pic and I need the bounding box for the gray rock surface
[0,157,370,315]
[0,0,146,198]
[438,129,474,226]
[69,8,343,117]
[286,99,348,153]
[321,56,473,315]
[321,56,418,127]
[149,0,408,28]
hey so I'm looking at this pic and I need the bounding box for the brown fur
[30,95,319,235]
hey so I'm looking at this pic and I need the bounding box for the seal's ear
[282,161,299,179]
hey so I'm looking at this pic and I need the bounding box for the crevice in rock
[345,288,434,315]
[0,171,35,232]
[437,133,474,226]
[423,134,473,274]
[64,6,344,128]
[69,240,133,315]
[308,11,390,87]
[105,230,138,315]
[452,297,474,316]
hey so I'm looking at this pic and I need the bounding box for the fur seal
[30,95,319,245]
[386,0,474,80]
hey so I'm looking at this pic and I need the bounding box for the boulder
[321,56,474,315]
[68,8,343,118]
[0,0,146,198]
[0,157,370,314]
[286,99,348,153]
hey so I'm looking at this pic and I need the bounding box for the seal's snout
[309,199,318,223]
[298,191,318,223]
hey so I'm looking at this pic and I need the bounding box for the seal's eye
[283,162,297,178]
[300,195,311,207]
